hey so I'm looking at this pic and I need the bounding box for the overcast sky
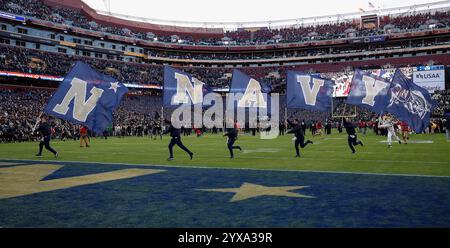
[82,0,441,23]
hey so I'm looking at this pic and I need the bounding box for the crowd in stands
[147,37,450,61]
[0,44,283,89]
[3,41,441,95]
[0,86,164,143]
[0,0,449,46]
[0,45,163,84]
[432,89,450,117]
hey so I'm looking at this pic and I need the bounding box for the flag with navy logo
[386,69,436,133]
[346,69,391,113]
[44,61,128,134]
[286,71,333,111]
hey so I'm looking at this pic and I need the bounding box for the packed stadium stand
[0,0,449,142]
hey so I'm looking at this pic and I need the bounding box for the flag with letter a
[345,68,390,113]
[286,71,333,111]
[229,69,271,109]
[44,61,128,134]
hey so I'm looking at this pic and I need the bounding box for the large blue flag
[44,61,128,134]
[346,69,391,113]
[386,69,436,133]
[229,69,271,110]
[163,65,213,108]
[286,71,333,111]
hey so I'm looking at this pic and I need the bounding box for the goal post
[331,98,357,118]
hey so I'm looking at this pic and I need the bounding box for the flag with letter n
[229,69,271,109]
[163,65,212,108]
[386,69,436,133]
[286,71,333,111]
[44,61,128,134]
[346,69,391,113]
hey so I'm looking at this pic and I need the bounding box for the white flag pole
[31,111,43,134]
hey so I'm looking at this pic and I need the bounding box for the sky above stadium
[82,0,439,23]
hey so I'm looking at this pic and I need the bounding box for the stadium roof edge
[87,0,450,30]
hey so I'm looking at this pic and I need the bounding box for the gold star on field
[197,182,314,202]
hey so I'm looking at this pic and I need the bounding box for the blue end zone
[0,159,449,227]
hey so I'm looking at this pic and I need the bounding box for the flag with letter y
[346,69,391,113]
[286,71,333,111]
[44,61,128,134]
[386,69,436,133]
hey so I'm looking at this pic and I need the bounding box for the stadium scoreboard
[413,65,446,93]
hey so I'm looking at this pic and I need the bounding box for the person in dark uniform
[224,124,242,159]
[287,118,313,157]
[301,120,307,134]
[163,120,193,160]
[343,118,364,154]
[337,121,343,133]
[61,126,70,142]
[445,115,450,142]
[279,121,285,136]
[35,116,58,158]
[310,121,316,136]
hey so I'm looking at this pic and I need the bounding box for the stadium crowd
[0,42,439,93]
[146,38,450,61]
[0,0,449,45]
[0,86,164,143]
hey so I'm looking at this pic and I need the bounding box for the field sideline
[0,130,449,176]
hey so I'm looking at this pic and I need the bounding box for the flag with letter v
[286,70,333,111]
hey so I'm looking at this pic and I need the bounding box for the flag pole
[31,111,43,134]
[160,106,164,133]
[284,107,287,129]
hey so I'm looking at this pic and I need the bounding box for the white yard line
[2,158,450,178]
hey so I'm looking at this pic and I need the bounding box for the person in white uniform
[378,115,402,148]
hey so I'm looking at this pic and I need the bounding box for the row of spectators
[0,44,163,84]
[147,38,450,61]
[0,0,449,45]
[0,44,278,88]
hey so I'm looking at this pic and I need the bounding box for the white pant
[387,131,401,145]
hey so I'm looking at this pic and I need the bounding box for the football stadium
[0,0,450,237]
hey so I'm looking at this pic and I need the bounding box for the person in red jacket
[399,121,410,144]
[315,121,323,136]
[79,126,90,148]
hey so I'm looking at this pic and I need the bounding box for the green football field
[0,130,449,176]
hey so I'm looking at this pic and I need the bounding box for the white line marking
[2,159,450,178]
